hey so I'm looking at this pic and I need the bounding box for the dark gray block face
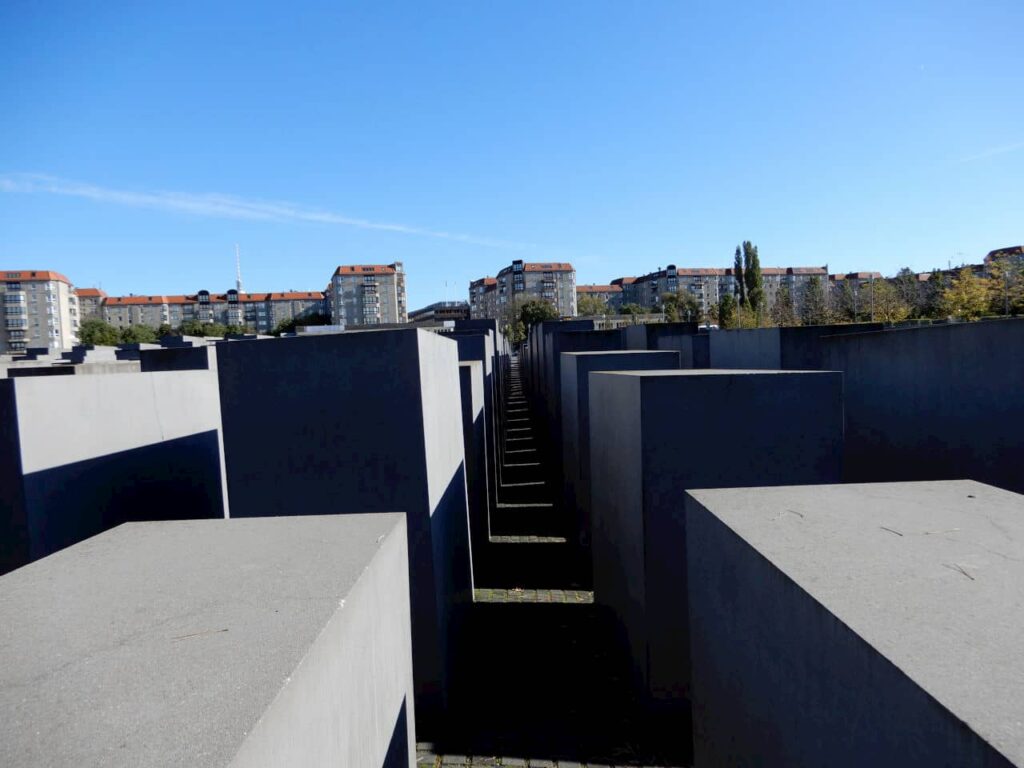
[708,324,885,370]
[589,370,843,708]
[685,481,1023,768]
[215,329,470,719]
[0,372,228,575]
[560,351,681,549]
[823,319,1024,494]
[0,515,415,768]
[140,345,217,372]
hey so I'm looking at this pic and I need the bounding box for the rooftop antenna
[235,244,244,293]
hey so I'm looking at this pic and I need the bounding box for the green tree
[892,268,923,317]
[661,292,700,322]
[770,286,799,326]
[157,323,176,338]
[742,241,765,315]
[577,294,609,316]
[941,267,990,320]
[716,294,736,328]
[202,322,228,338]
[921,270,948,319]
[120,325,158,344]
[733,246,746,308]
[519,299,559,328]
[178,319,207,337]
[799,276,832,326]
[986,255,1024,316]
[224,324,248,336]
[77,319,122,346]
[619,303,644,316]
[868,279,911,323]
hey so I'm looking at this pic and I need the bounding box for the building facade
[75,288,107,321]
[408,301,470,324]
[102,290,325,334]
[1,270,79,353]
[329,263,407,326]
[469,261,576,319]
[469,277,499,319]
[615,264,831,317]
[576,284,624,313]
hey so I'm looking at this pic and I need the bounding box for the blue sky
[1,1,1021,308]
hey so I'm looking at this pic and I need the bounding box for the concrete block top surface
[592,368,838,377]
[687,480,1024,764]
[0,514,406,768]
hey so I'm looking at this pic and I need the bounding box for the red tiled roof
[577,284,623,293]
[523,262,573,272]
[75,287,107,298]
[105,295,172,306]
[1,270,72,285]
[334,264,397,277]
[611,277,637,285]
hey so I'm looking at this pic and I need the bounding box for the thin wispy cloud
[0,173,536,251]
[959,140,1024,163]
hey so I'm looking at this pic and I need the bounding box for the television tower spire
[235,244,244,293]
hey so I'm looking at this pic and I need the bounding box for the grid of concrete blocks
[1,315,1023,766]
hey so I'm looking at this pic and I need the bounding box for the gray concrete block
[0,371,228,574]
[589,370,843,710]
[822,319,1024,494]
[707,324,884,370]
[560,351,681,549]
[685,480,1024,767]
[140,344,218,372]
[215,329,470,720]
[458,361,485,587]
[0,514,415,767]
[7,361,142,377]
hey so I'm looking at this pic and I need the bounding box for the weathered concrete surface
[822,319,1024,494]
[589,370,843,712]
[7,361,142,376]
[216,329,470,724]
[560,351,681,549]
[0,371,228,574]
[708,323,884,370]
[458,361,486,586]
[0,515,415,768]
[686,481,1024,768]
[451,332,499,511]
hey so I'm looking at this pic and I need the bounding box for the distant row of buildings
[468,247,1023,321]
[5,247,1018,352]
[0,263,410,353]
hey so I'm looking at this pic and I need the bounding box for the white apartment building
[0,270,79,353]
[470,261,576,319]
[619,264,830,316]
[328,263,407,326]
[103,290,326,334]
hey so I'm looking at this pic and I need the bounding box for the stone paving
[418,744,675,766]
[474,588,593,604]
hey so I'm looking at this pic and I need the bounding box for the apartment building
[576,284,624,312]
[103,290,325,334]
[408,301,470,324]
[328,263,407,326]
[0,270,79,353]
[828,272,883,308]
[610,276,641,306]
[617,264,831,316]
[75,288,107,321]
[469,277,498,319]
